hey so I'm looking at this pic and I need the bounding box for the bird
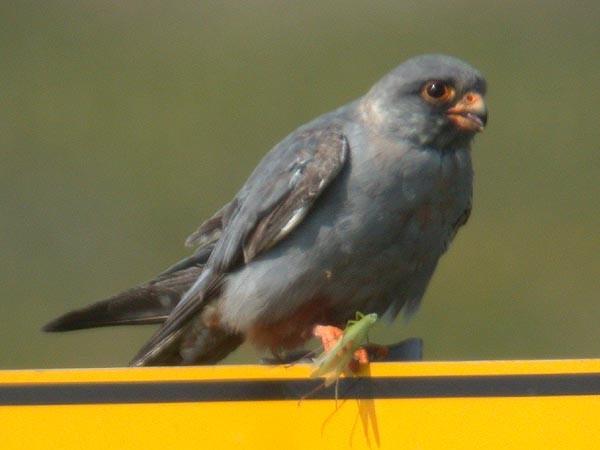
[43,54,487,366]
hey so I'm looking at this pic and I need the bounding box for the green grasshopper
[311,312,379,388]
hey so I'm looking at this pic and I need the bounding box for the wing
[184,202,230,249]
[212,124,349,269]
[130,123,349,365]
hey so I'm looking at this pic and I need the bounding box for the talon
[347,347,370,373]
[312,325,344,351]
[363,343,389,361]
[354,347,369,364]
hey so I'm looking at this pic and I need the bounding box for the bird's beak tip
[446,92,487,133]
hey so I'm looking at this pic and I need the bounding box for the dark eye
[422,81,454,103]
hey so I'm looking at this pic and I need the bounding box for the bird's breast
[220,144,473,338]
[345,142,472,237]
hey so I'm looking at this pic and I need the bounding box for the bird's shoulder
[190,109,356,273]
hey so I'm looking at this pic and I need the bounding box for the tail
[43,250,244,366]
[42,266,203,331]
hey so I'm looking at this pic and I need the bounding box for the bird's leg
[312,324,369,372]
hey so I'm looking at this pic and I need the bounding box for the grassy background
[1,1,598,368]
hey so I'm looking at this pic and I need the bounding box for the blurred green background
[1,1,598,368]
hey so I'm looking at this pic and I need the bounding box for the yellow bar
[2,360,600,449]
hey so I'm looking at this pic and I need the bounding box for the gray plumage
[44,54,487,366]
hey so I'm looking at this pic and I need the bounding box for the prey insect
[311,312,379,390]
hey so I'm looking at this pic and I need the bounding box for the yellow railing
[2,360,600,449]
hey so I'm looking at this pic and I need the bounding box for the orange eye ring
[422,81,455,104]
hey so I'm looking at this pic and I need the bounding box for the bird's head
[362,54,487,149]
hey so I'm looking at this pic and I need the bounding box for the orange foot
[312,324,370,372]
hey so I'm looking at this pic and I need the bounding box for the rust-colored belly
[245,295,340,354]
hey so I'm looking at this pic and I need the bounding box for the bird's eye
[422,81,454,103]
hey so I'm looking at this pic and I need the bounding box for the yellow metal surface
[2,360,600,449]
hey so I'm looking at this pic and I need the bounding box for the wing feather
[130,123,349,365]
[242,127,348,261]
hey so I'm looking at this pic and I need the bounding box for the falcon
[44,54,487,366]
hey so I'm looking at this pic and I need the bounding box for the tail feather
[42,266,203,332]
[43,247,245,366]
[134,324,243,366]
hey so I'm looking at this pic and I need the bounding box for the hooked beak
[446,92,487,132]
